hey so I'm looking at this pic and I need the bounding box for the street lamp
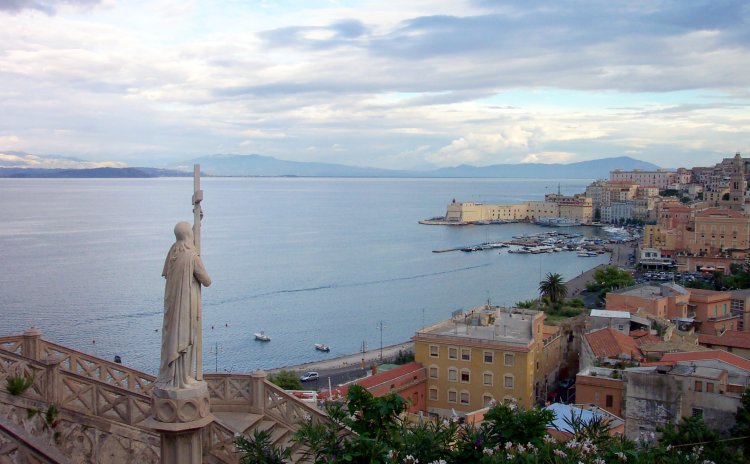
[376,320,387,361]
[209,342,223,373]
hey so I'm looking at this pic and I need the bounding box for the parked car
[300,371,319,382]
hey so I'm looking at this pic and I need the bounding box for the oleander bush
[236,385,748,464]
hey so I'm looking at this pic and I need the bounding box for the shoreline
[267,246,635,376]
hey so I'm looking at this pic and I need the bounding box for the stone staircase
[0,330,335,463]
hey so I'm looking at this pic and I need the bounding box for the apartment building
[413,305,547,415]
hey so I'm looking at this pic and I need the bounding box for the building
[610,169,675,190]
[580,327,644,370]
[413,305,546,415]
[319,362,427,413]
[689,289,740,335]
[689,208,750,256]
[589,309,633,335]
[623,360,748,439]
[575,366,626,417]
[605,282,690,320]
[444,197,592,224]
[698,331,750,359]
[731,289,750,331]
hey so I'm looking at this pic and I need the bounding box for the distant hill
[428,156,661,178]
[173,154,405,177]
[0,167,189,178]
[177,154,660,179]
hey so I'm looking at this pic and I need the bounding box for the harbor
[432,227,639,256]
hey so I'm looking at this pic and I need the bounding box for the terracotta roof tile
[698,331,750,350]
[585,328,643,361]
[661,350,750,372]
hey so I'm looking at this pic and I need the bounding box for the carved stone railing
[203,420,239,463]
[2,331,343,463]
[0,331,155,397]
[263,381,329,429]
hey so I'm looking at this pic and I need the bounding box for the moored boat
[254,331,271,342]
[314,343,330,352]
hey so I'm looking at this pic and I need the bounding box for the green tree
[267,370,303,390]
[658,415,741,464]
[586,265,635,299]
[539,272,568,304]
[731,386,750,458]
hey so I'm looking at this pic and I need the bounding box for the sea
[0,177,610,374]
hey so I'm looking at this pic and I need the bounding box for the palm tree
[539,272,567,304]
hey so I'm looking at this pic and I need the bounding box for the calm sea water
[0,177,609,374]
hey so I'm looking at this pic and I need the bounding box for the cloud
[520,151,575,164]
[0,1,748,170]
[0,0,102,15]
[0,152,125,168]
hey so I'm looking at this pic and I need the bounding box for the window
[504,374,514,389]
[692,407,703,418]
[448,390,457,403]
[484,351,494,364]
[429,387,438,401]
[461,348,471,361]
[448,347,458,360]
[460,369,470,383]
[504,353,514,366]
[483,394,494,407]
[448,368,457,382]
[707,383,714,393]
[695,381,703,392]
[429,345,439,358]
[429,366,438,379]
[606,395,613,408]
[483,372,493,386]
[460,391,470,405]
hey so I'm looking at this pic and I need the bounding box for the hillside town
[4,154,750,463]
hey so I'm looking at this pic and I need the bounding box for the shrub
[5,374,34,396]
[267,370,303,390]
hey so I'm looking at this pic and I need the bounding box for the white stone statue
[156,221,211,389]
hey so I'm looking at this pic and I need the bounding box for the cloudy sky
[1,0,749,170]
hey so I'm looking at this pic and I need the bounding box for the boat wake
[215,263,492,304]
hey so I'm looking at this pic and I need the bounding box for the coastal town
[4,154,750,462]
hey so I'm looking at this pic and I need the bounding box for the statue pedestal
[144,382,213,464]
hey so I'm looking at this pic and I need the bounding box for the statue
[156,221,211,389]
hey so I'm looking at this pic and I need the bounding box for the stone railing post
[21,327,42,361]
[44,358,63,405]
[250,371,267,415]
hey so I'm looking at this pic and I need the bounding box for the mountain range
[0,151,661,179]
[175,154,660,179]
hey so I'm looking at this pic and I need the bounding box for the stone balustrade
[1,330,338,463]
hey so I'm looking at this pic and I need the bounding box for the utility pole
[210,342,223,373]
[360,340,367,369]
[376,320,387,362]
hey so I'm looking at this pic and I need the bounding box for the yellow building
[413,305,546,416]
[444,198,592,224]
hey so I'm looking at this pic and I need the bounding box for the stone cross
[192,164,203,381]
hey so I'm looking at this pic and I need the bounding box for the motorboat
[254,331,271,342]
[314,343,330,352]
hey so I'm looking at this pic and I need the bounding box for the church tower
[727,152,746,211]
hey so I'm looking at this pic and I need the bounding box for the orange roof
[661,350,750,372]
[698,331,750,350]
[695,208,747,219]
[585,328,643,361]
[634,334,662,346]
[357,362,424,389]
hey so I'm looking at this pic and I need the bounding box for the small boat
[314,343,330,352]
[254,331,271,342]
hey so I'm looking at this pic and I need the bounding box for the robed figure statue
[156,221,212,389]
